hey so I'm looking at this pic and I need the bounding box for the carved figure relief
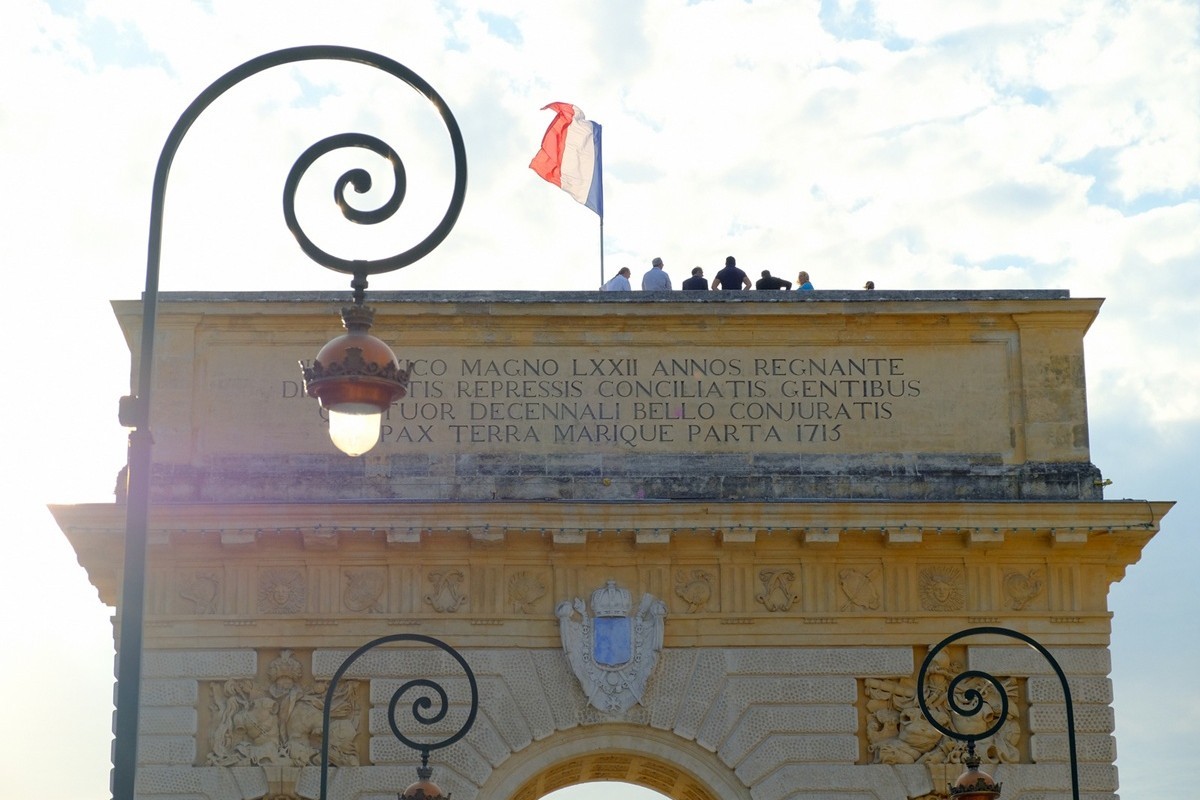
[919,567,965,611]
[1003,569,1044,611]
[863,648,1020,767]
[424,569,467,613]
[756,568,797,612]
[206,649,362,768]
[177,568,222,614]
[507,571,547,614]
[556,580,667,712]
[343,568,385,613]
[258,568,306,614]
[839,567,881,611]
[674,569,714,612]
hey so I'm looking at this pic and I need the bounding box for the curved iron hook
[917,626,1079,800]
[318,633,479,800]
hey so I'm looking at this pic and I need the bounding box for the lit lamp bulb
[301,304,408,457]
[327,403,385,457]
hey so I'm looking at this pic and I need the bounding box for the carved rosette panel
[203,649,364,769]
[861,649,1022,768]
[258,568,307,614]
[175,568,222,614]
[507,570,547,614]
[674,569,715,613]
[919,566,965,612]
[756,568,798,612]
[342,567,386,613]
[424,569,468,613]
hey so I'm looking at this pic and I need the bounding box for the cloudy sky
[1,1,1197,798]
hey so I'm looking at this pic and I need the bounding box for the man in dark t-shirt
[712,256,751,290]
[755,270,792,290]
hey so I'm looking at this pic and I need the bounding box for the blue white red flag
[530,102,603,218]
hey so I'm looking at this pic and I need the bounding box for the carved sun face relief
[258,568,306,614]
[919,567,965,611]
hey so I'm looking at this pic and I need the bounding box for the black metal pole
[113,46,466,800]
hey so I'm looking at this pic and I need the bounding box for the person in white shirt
[641,257,672,291]
[600,267,632,291]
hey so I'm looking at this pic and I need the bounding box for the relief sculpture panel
[862,648,1021,767]
[204,649,364,768]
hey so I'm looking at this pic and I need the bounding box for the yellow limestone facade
[54,290,1170,800]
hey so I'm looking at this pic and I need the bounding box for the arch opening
[481,726,747,800]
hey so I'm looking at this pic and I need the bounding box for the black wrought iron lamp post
[114,46,466,800]
[317,634,479,800]
[917,626,1081,800]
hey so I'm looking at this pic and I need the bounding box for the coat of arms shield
[556,580,667,712]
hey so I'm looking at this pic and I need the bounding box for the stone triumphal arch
[54,289,1170,800]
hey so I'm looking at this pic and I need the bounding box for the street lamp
[115,46,466,800]
[916,626,1081,800]
[317,634,479,800]
[301,298,409,457]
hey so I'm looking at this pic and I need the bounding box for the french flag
[530,102,603,218]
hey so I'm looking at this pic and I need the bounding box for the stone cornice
[52,499,1170,610]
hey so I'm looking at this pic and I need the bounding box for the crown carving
[591,580,632,617]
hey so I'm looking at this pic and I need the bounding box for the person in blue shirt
[797,271,815,291]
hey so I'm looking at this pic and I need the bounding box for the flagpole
[599,216,605,286]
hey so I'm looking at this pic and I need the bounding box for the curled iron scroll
[916,626,1080,800]
[147,46,466,291]
[277,53,467,278]
[319,633,478,799]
